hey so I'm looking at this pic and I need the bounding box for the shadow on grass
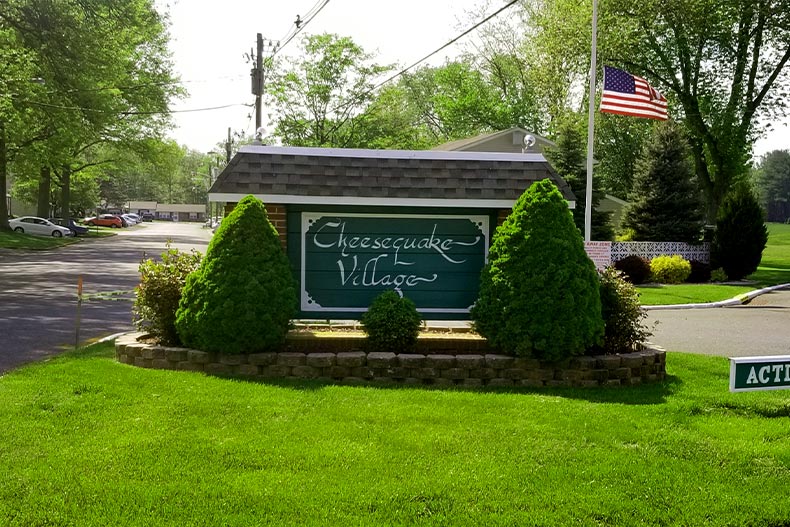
[214,372,683,406]
[749,266,790,287]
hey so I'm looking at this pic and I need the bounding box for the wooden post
[75,276,83,349]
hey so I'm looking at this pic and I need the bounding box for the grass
[0,227,115,249]
[637,222,790,305]
[2,342,790,526]
[750,222,790,286]
[636,283,756,306]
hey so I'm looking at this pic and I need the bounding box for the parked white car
[10,216,74,237]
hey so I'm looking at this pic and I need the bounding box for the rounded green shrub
[175,195,297,353]
[361,290,422,353]
[595,267,651,354]
[710,267,728,282]
[133,244,202,346]
[686,260,711,283]
[650,255,691,284]
[712,185,768,280]
[471,178,604,361]
[613,255,652,284]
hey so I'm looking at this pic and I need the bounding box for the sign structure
[300,213,489,315]
[729,355,790,392]
[584,241,612,270]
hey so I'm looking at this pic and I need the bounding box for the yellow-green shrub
[650,255,691,284]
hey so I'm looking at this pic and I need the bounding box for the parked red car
[84,214,123,228]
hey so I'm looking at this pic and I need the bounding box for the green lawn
[2,342,790,526]
[638,222,790,305]
[0,229,82,249]
[750,222,790,286]
[0,228,115,249]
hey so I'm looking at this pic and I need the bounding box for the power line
[327,0,521,116]
[10,98,250,115]
[371,0,521,92]
[273,0,331,57]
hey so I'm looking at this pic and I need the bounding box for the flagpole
[584,0,598,242]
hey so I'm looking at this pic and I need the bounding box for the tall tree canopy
[0,0,181,228]
[754,149,790,222]
[601,0,790,221]
[622,120,704,242]
[473,0,790,222]
[265,33,392,147]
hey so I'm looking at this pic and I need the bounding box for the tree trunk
[0,122,10,231]
[60,166,71,219]
[37,166,51,218]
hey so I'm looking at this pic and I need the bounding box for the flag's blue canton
[604,67,635,94]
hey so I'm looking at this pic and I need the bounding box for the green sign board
[300,213,489,316]
[729,355,790,392]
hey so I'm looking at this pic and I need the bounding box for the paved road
[0,222,211,373]
[645,289,790,357]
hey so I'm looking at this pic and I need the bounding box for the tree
[595,115,654,200]
[712,184,769,280]
[471,179,604,361]
[545,117,614,240]
[622,121,704,242]
[754,150,790,222]
[382,59,543,145]
[474,0,790,223]
[602,0,790,223]
[265,33,392,147]
[1,0,180,226]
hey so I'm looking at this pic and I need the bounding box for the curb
[643,283,790,311]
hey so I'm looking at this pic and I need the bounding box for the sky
[161,0,786,158]
[162,0,486,154]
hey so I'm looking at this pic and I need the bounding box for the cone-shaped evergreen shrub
[471,179,604,361]
[622,121,704,242]
[175,195,297,353]
[712,185,768,280]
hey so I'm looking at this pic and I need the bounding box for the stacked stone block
[116,333,667,388]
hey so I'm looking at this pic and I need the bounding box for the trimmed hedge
[613,255,652,284]
[361,290,422,353]
[175,195,297,353]
[650,255,691,284]
[471,179,604,361]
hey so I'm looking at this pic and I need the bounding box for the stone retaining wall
[115,333,666,388]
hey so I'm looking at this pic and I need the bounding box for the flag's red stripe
[602,91,668,108]
[600,106,668,120]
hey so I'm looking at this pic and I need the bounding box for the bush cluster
[686,260,711,283]
[613,255,652,284]
[471,179,604,361]
[133,245,202,346]
[712,185,768,280]
[710,268,728,282]
[650,255,691,284]
[361,291,422,353]
[175,195,297,353]
[595,267,651,354]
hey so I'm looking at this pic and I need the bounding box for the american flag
[600,66,668,120]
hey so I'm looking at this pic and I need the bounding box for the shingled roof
[209,145,575,208]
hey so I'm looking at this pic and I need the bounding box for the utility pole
[226,127,232,163]
[250,34,277,141]
[252,33,263,135]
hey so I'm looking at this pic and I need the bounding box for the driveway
[0,222,211,373]
[645,289,790,357]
